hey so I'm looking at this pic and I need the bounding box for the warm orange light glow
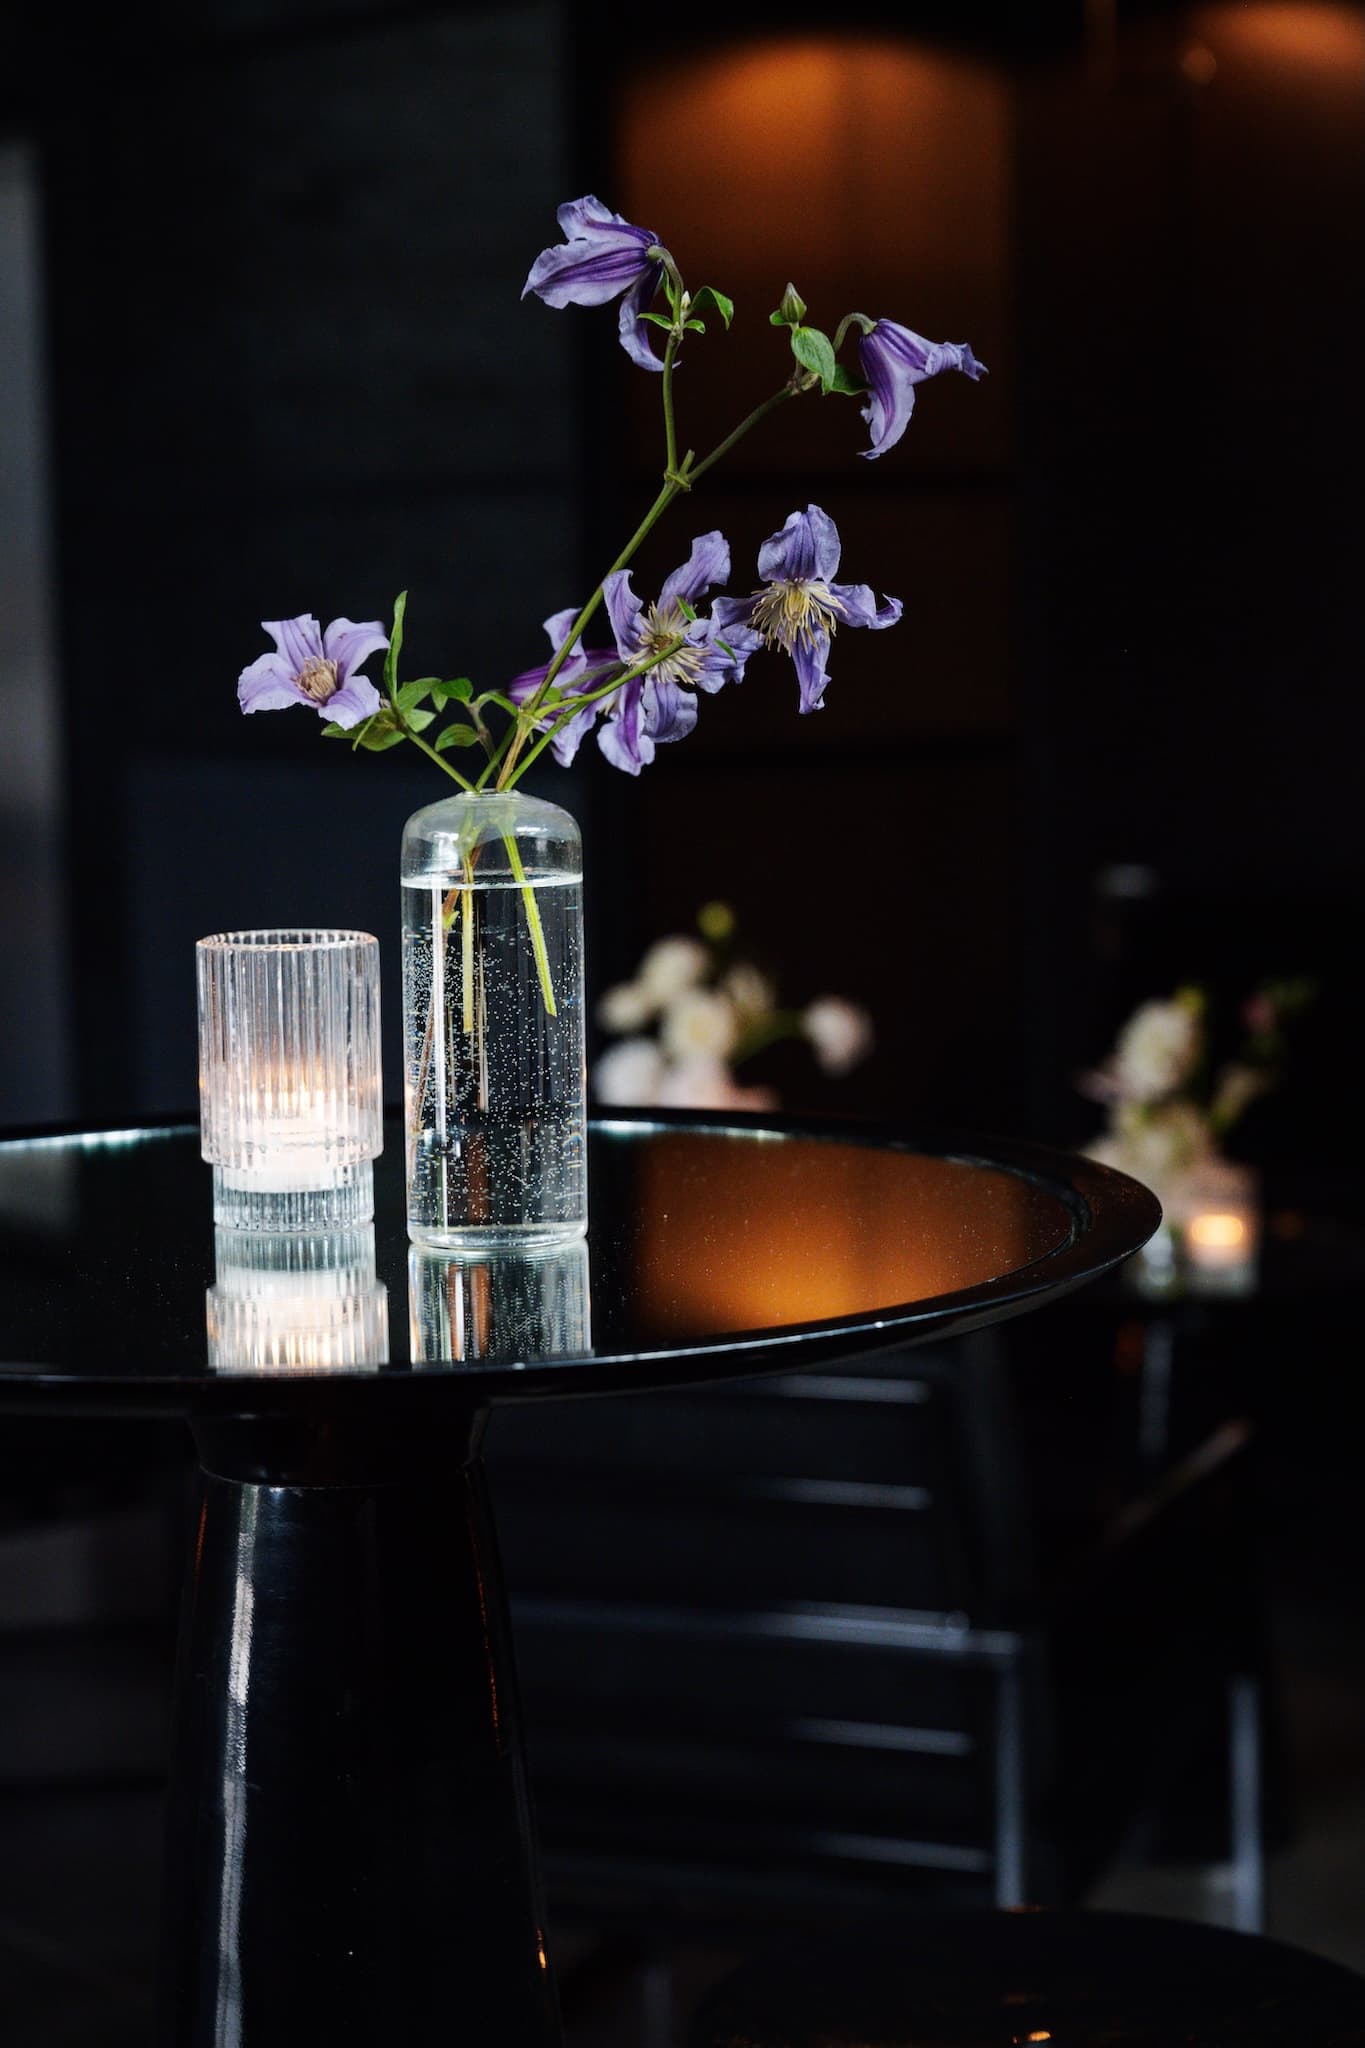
[632,1135,1067,1337]
[1188,1212,1247,1250]
[621,36,1009,297]
[1180,42,1219,84]
[1026,2034,1054,2044]
[1194,3,1365,78]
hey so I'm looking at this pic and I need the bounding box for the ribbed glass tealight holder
[196,928,382,1230]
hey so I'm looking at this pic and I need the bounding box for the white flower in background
[1110,995,1202,1104]
[721,962,777,1024]
[661,987,740,1064]
[656,1056,777,1111]
[592,1036,666,1106]
[589,907,874,1110]
[803,996,875,1075]
[1088,1100,1213,1197]
[595,980,656,1032]
[638,935,709,1004]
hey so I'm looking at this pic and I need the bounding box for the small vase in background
[401,790,586,1249]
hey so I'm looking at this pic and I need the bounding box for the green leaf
[359,722,406,752]
[383,591,407,700]
[827,364,869,396]
[684,318,706,334]
[791,325,837,390]
[676,598,699,621]
[769,282,807,328]
[397,678,434,712]
[320,720,350,739]
[432,677,473,703]
[691,286,734,329]
[640,311,674,330]
[435,723,480,751]
[406,707,436,732]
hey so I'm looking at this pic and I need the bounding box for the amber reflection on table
[631,1135,1072,1338]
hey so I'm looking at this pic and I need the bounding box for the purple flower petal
[828,581,903,631]
[321,617,388,684]
[540,607,585,661]
[602,570,644,663]
[324,676,385,729]
[857,321,987,460]
[555,195,633,239]
[238,651,304,715]
[523,195,661,310]
[642,674,698,746]
[597,678,652,775]
[695,605,763,691]
[617,269,665,371]
[263,615,325,676]
[757,505,842,587]
[791,628,832,714]
[659,530,731,612]
[710,594,759,635]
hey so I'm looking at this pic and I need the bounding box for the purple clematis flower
[711,505,901,714]
[857,322,986,460]
[523,195,667,373]
[597,532,761,774]
[238,615,388,729]
[506,610,621,768]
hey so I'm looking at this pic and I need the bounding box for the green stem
[687,384,796,485]
[402,719,478,792]
[461,858,475,1035]
[490,373,800,792]
[503,829,556,1018]
[733,1008,804,1065]
[490,477,683,789]
[500,639,686,790]
[661,330,681,479]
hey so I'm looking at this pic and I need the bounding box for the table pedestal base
[159,1414,561,2046]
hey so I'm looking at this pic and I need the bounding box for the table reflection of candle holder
[206,1227,389,1371]
[196,928,382,1230]
[409,1241,591,1366]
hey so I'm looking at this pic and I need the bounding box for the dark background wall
[1,0,1361,1174]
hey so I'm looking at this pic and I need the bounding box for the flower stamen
[294,655,341,704]
[749,578,844,655]
[639,602,707,688]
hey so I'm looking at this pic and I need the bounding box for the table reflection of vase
[408,1240,591,1366]
[206,1226,389,1371]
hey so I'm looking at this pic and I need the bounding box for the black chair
[488,1328,1272,1968]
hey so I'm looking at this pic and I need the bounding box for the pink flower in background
[803,997,875,1075]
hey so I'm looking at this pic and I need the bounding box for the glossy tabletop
[0,1113,1159,1413]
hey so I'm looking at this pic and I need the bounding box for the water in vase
[402,872,586,1247]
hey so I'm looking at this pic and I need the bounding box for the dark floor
[2,1314,1363,2048]
[1,1545,1362,2047]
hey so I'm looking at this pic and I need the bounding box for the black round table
[0,1114,1159,2047]
[688,1908,1365,2044]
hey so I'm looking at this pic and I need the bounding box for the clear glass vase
[401,790,586,1248]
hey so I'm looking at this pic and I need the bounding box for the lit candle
[196,928,383,1230]
[1181,1162,1260,1296]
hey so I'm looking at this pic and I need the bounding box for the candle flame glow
[1188,1212,1247,1250]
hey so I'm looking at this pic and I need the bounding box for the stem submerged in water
[502,830,557,1018]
